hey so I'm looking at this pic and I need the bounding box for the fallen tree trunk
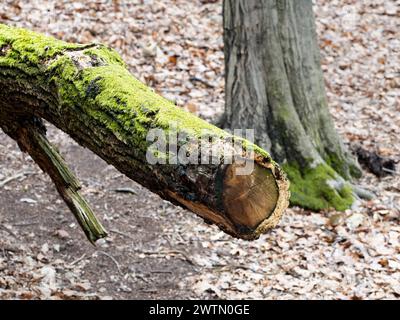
[0,24,289,242]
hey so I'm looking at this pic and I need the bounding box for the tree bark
[222,0,362,211]
[0,24,289,241]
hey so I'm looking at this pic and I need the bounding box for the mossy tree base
[222,0,363,211]
[0,24,290,241]
[283,163,354,211]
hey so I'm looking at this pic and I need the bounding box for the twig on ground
[135,274,151,283]
[0,171,36,188]
[150,270,173,274]
[68,253,87,267]
[383,167,398,175]
[133,248,196,266]
[189,76,215,88]
[112,187,137,195]
[0,225,17,237]
[109,228,133,240]
[0,243,20,253]
[12,221,39,227]
[97,251,122,274]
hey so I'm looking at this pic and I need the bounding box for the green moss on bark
[0,23,277,169]
[282,162,354,211]
[324,151,362,181]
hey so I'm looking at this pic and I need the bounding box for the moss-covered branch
[0,24,289,241]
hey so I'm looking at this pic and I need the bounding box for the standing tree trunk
[222,0,363,211]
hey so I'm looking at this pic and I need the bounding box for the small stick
[0,171,36,188]
[133,249,196,266]
[68,253,87,267]
[0,225,17,237]
[112,187,137,195]
[12,221,39,227]
[383,167,398,175]
[97,251,122,274]
[189,76,215,88]
[109,228,133,239]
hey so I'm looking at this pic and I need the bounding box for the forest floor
[0,0,399,299]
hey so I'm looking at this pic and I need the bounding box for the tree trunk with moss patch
[0,24,290,242]
[222,0,363,211]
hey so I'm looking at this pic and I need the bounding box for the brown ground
[1,0,399,299]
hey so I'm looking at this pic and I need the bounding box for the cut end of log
[223,162,279,230]
[166,158,290,241]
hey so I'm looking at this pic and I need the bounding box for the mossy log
[0,24,289,242]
